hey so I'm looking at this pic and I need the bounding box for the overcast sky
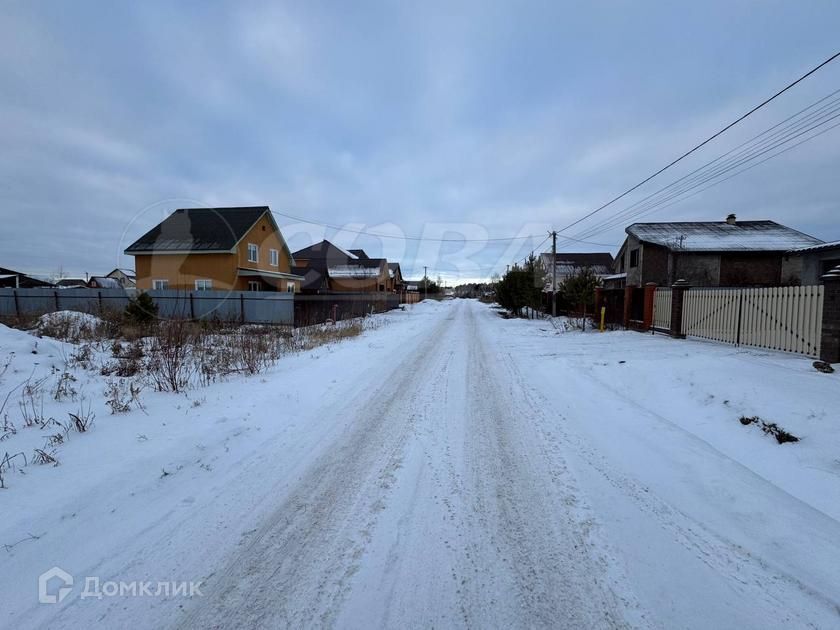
[1,1,839,283]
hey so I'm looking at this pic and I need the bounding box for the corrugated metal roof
[627,220,822,252]
[788,239,840,254]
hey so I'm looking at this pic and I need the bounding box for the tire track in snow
[458,305,638,629]
[175,313,457,629]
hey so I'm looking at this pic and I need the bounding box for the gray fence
[0,288,294,325]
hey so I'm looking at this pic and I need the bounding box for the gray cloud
[1,1,839,283]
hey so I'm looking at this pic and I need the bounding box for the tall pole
[551,230,557,317]
[424,265,428,301]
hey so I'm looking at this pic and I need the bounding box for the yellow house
[124,206,302,292]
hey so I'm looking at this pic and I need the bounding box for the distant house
[87,276,122,289]
[291,241,390,293]
[106,268,136,289]
[292,240,358,294]
[0,267,53,288]
[124,206,302,292]
[538,252,614,291]
[782,241,840,285]
[387,262,403,292]
[615,215,823,287]
[56,278,88,289]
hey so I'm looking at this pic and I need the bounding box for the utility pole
[424,265,428,301]
[551,230,557,317]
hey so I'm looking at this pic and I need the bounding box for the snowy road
[178,301,632,629]
[5,299,840,629]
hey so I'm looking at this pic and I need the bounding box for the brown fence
[293,293,402,327]
[598,289,626,326]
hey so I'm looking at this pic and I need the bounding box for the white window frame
[248,280,261,292]
[194,279,213,291]
[152,279,169,290]
[247,243,259,263]
[269,248,279,267]
[286,282,296,293]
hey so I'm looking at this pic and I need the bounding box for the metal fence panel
[0,288,294,325]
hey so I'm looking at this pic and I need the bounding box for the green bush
[125,292,158,325]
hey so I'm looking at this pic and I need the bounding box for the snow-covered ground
[1,299,839,629]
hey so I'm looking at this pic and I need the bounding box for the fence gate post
[189,292,195,320]
[54,290,60,312]
[13,289,20,318]
[669,279,689,338]
[643,283,657,330]
[240,293,245,323]
[819,266,840,363]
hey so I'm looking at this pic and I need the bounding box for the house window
[152,279,169,290]
[248,243,259,263]
[195,279,213,291]
[269,249,279,266]
[286,282,295,293]
[248,281,261,292]
[629,248,640,268]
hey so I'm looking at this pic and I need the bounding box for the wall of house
[781,255,804,285]
[134,215,299,292]
[784,249,840,285]
[329,275,384,293]
[236,215,293,273]
[719,253,782,286]
[135,253,238,291]
[622,235,642,286]
[672,253,721,286]
[640,244,669,286]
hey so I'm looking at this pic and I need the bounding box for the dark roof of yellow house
[125,206,270,253]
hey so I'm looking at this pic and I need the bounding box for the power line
[272,210,545,243]
[557,50,840,235]
[568,86,840,241]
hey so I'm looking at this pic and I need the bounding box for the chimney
[726,213,737,225]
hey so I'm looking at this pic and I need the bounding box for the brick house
[615,215,823,287]
[124,206,302,292]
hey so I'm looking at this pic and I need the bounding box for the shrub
[146,318,196,392]
[125,292,158,325]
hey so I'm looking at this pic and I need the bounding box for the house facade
[782,241,840,285]
[615,217,823,287]
[106,268,136,289]
[125,206,302,292]
[292,240,391,293]
[538,252,614,291]
[0,267,53,288]
[387,262,403,292]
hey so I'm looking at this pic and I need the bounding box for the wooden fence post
[819,266,840,363]
[669,279,689,338]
